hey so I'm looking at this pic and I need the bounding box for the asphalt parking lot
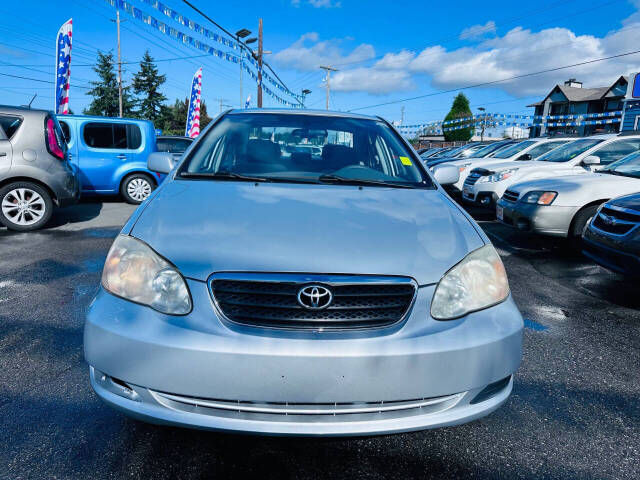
[1,201,639,480]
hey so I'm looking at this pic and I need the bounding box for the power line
[348,49,640,112]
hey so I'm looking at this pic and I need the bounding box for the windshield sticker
[399,156,413,166]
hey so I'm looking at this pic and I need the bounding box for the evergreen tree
[157,97,212,136]
[443,93,474,142]
[132,50,167,123]
[84,51,134,117]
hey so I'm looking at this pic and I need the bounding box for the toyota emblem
[297,285,333,309]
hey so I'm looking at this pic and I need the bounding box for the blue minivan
[57,115,160,204]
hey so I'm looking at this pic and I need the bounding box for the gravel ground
[0,200,638,479]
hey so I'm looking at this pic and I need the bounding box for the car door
[0,115,18,175]
[578,138,640,172]
[80,122,131,192]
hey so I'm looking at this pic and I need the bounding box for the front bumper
[496,200,578,237]
[582,229,640,277]
[85,281,523,436]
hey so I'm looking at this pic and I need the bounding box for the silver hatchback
[84,110,523,436]
[0,105,79,231]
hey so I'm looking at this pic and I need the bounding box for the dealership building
[528,76,628,137]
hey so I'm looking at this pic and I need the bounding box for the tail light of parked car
[45,116,66,160]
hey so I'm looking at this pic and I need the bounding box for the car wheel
[569,204,599,246]
[0,182,53,231]
[121,174,155,204]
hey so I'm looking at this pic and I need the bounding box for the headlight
[479,168,518,183]
[102,235,192,315]
[431,245,509,320]
[521,191,557,205]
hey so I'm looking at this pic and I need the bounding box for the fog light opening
[470,376,512,405]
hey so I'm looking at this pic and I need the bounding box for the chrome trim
[207,272,419,332]
[150,390,465,416]
[605,203,640,216]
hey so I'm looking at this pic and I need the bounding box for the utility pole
[111,10,124,118]
[257,18,263,108]
[400,106,405,125]
[478,107,486,141]
[320,65,338,110]
[216,98,231,113]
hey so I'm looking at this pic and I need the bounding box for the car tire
[569,204,599,246]
[121,173,155,205]
[0,181,53,231]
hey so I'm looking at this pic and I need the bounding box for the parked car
[57,115,159,204]
[84,109,523,436]
[582,191,640,277]
[462,139,571,207]
[496,150,640,240]
[427,139,517,168]
[419,147,446,159]
[0,105,79,231]
[436,138,573,198]
[156,135,194,158]
[463,134,640,209]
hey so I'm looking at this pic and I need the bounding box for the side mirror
[433,165,460,185]
[148,152,176,174]
[583,155,600,166]
[517,153,532,161]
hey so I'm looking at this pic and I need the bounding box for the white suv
[462,134,640,209]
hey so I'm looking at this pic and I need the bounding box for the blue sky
[1,0,639,128]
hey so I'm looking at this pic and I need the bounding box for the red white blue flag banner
[186,67,202,138]
[55,18,73,115]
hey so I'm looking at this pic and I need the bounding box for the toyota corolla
[84,110,523,436]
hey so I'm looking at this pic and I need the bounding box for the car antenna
[27,93,37,108]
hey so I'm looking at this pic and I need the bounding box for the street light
[478,107,486,142]
[235,29,253,108]
[301,89,312,108]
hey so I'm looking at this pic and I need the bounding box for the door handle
[116,154,127,160]
[0,152,6,157]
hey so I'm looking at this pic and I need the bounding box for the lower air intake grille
[209,273,417,330]
[502,190,519,203]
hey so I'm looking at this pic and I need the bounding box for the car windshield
[178,113,431,188]
[473,141,512,158]
[157,137,192,154]
[455,144,485,158]
[536,138,604,162]
[600,151,640,177]
[491,140,537,159]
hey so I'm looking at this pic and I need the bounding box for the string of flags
[398,111,623,134]
[105,0,301,107]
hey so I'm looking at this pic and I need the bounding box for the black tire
[568,204,599,247]
[0,181,53,231]
[120,173,155,205]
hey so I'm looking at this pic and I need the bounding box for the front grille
[592,206,640,236]
[502,190,519,203]
[150,390,464,423]
[209,273,416,330]
[464,171,483,187]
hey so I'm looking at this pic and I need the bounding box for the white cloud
[459,20,496,40]
[273,33,375,71]
[276,7,640,97]
[331,68,414,94]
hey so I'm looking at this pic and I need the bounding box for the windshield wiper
[599,170,640,178]
[317,174,416,189]
[180,171,269,182]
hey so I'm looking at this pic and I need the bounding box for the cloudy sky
[2,0,640,126]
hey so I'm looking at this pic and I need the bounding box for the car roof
[0,104,50,117]
[227,108,380,121]
[157,135,193,140]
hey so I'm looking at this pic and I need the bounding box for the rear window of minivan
[83,122,142,150]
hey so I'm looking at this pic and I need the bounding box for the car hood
[607,191,640,210]
[129,180,485,284]
[508,173,640,207]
